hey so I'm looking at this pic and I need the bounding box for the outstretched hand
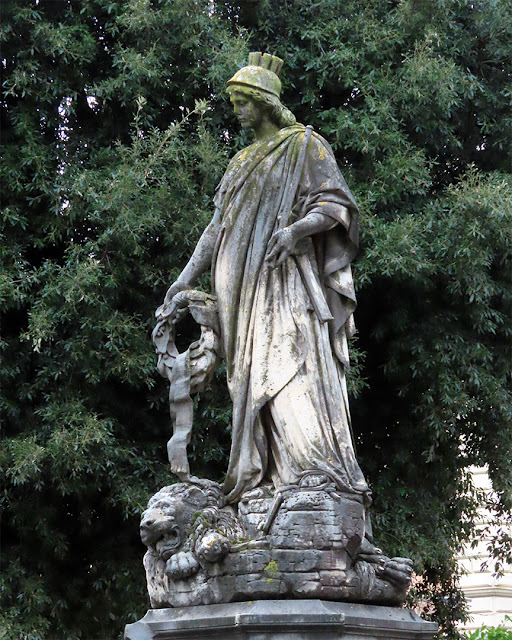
[265,227,298,269]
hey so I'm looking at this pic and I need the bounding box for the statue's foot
[299,472,331,488]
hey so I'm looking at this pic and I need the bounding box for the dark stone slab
[124,599,438,640]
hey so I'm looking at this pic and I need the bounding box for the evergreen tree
[1,1,510,638]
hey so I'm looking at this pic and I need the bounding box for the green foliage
[465,619,512,640]
[1,0,511,638]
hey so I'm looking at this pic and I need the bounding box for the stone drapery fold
[212,125,367,502]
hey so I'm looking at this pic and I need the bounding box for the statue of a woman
[142,53,416,612]
[157,52,369,507]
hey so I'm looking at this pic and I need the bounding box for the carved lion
[140,480,245,607]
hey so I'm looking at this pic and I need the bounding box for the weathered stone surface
[208,548,272,576]
[250,489,365,554]
[140,481,413,608]
[124,600,438,640]
[140,52,416,617]
[156,50,371,509]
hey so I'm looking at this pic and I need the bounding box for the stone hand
[155,281,190,319]
[166,550,200,580]
[265,227,298,268]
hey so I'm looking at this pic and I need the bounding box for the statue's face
[230,92,264,130]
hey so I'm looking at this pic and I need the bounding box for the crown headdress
[227,52,284,98]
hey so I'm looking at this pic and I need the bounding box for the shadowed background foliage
[1,1,511,638]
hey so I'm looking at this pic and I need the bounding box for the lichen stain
[264,559,279,583]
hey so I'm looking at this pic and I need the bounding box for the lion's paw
[378,556,413,588]
[196,531,230,563]
[166,550,200,579]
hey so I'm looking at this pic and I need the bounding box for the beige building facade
[457,467,512,631]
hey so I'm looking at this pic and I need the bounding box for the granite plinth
[124,600,438,640]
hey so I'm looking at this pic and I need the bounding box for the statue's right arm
[158,208,221,315]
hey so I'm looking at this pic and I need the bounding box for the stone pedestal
[141,482,412,608]
[124,600,438,640]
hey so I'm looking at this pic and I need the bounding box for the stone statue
[147,52,413,608]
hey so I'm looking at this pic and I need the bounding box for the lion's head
[140,480,227,558]
[141,480,246,607]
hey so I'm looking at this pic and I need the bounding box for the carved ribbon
[167,349,194,480]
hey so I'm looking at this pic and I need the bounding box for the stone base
[124,600,438,640]
[142,482,412,608]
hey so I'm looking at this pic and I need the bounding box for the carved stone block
[139,481,413,609]
[125,600,438,640]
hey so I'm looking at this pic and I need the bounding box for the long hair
[226,85,296,128]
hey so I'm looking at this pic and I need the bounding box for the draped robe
[212,125,369,503]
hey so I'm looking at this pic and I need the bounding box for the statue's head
[226,52,296,129]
